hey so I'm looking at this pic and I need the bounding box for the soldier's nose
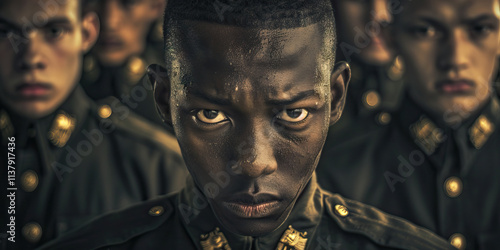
[371,0,392,25]
[102,0,123,31]
[16,35,46,71]
[237,133,278,179]
[438,30,469,72]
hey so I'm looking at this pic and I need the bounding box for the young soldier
[80,0,169,127]
[0,0,187,248]
[325,0,405,136]
[317,0,500,249]
[38,1,453,249]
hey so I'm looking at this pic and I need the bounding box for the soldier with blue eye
[317,0,500,249]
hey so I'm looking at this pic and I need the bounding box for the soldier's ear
[81,12,99,53]
[329,61,350,126]
[148,64,173,128]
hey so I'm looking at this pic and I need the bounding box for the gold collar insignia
[48,111,76,147]
[200,227,231,250]
[410,116,445,155]
[200,225,308,250]
[0,110,15,140]
[469,115,494,149]
[276,225,308,250]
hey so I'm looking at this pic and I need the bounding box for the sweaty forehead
[171,21,331,104]
[0,0,78,23]
[399,0,500,22]
[177,20,326,70]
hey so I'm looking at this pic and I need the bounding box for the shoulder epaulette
[92,96,181,155]
[324,193,454,250]
[37,195,175,250]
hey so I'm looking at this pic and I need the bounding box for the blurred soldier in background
[317,0,500,249]
[325,0,405,136]
[81,0,167,127]
[0,0,187,249]
[39,0,453,249]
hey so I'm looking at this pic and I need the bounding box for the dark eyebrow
[414,17,444,27]
[43,17,73,27]
[0,17,72,29]
[189,90,232,106]
[0,17,21,30]
[466,14,500,24]
[266,90,319,106]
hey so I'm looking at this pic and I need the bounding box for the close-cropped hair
[161,0,337,79]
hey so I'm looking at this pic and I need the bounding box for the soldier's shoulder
[322,191,453,250]
[92,96,181,155]
[37,194,177,250]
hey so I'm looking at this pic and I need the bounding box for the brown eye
[471,24,494,37]
[276,108,309,123]
[46,27,66,39]
[410,25,439,39]
[196,110,228,124]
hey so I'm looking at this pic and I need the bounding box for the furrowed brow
[266,90,318,106]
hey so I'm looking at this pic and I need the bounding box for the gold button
[377,112,391,125]
[444,176,463,198]
[98,105,112,119]
[362,90,380,109]
[148,206,165,216]
[55,114,73,130]
[387,56,404,81]
[22,222,42,243]
[335,204,349,217]
[21,170,38,192]
[449,233,466,249]
[127,56,146,75]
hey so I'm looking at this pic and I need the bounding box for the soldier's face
[153,21,348,236]
[394,0,500,125]
[0,0,98,120]
[335,0,394,65]
[85,0,165,67]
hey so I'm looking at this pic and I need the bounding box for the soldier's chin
[217,213,287,237]
[8,101,58,120]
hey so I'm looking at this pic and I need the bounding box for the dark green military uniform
[317,94,500,250]
[38,174,453,250]
[326,58,405,140]
[80,25,166,128]
[0,86,188,249]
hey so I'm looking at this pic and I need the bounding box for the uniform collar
[398,94,499,174]
[0,85,90,153]
[81,45,161,100]
[176,174,322,250]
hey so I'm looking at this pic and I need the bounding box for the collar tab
[410,116,445,155]
[48,111,76,147]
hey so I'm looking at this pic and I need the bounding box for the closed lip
[221,193,282,219]
[98,35,124,48]
[16,82,52,90]
[435,79,474,87]
[435,79,475,92]
[15,82,53,98]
